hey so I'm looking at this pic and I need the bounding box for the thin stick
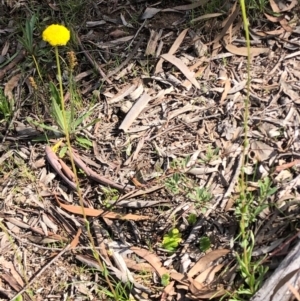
[10,245,71,301]
[125,19,146,50]
[76,33,112,85]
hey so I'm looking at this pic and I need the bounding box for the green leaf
[161,273,170,287]
[49,82,61,106]
[199,236,211,252]
[0,51,18,69]
[59,146,68,158]
[76,136,93,148]
[65,110,72,131]
[27,119,62,135]
[51,98,68,133]
[162,228,182,252]
[72,110,93,129]
[187,213,197,225]
[78,118,101,131]
[19,15,36,54]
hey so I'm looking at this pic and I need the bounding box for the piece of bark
[119,92,151,132]
[145,29,162,56]
[250,239,300,301]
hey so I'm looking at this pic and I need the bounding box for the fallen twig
[0,50,26,80]
[10,244,71,301]
[45,145,77,190]
[70,148,128,191]
[275,159,300,172]
[76,33,112,85]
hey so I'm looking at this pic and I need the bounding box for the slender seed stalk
[54,46,116,296]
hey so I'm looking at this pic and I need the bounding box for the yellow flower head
[42,24,70,46]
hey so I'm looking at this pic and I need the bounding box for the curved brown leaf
[225,44,269,57]
[188,249,230,277]
[57,200,149,221]
[160,53,200,89]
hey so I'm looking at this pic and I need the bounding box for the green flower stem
[239,0,251,273]
[32,54,43,82]
[53,48,115,295]
[54,46,86,220]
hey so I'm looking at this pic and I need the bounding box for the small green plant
[162,228,182,252]
[258,177,277,202]
[187,187,212,209]
[27,82,97,147]
[49,82,97,136]
[234,232,268,297]
[187,213,197,225]
[161,273,170,287]
[18,15,43,80]
[165,173,182,195]
[170,156,191,170]
[164,157,213,213]
[101,187,120,208]
[230,1,271,298]
[38,24,117,299]
[56,0,87,28]
[199,145,220,163]
[245,0,268,14]
[235,177,276,226]
[0,88,13,123]
[199,236,211,252]
[97,276,133,301]
[98,283,132,301]
[233,176,277,298]
[25,27,97,148]
[19,15,36,55]
[164,156,192,195]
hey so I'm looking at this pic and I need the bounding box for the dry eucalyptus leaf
[141,0,208,20]
[281,81,300,101]
[172,0,209,10]
[228,79,247,94]
[250,140,274,162]
[129,83,144,101]
[155,28,189,74]
[86,20,106,27]
[187,249,230,277]
[220,78,231,103]
[191,12,223,23]
[194,38,207,57]
[160,53,200,89]
[120,101,133,114]
[109,29,127,38]
[130,246,169,277]
[188,285,226,299]
[109,199,169,208]
[145,29,161,56]
[108,83,138,104]
[119,92,151,132]
[96,35,134,48]
[120,12,133,28]
[140,7,162,19]
[195,264,224,283]
[225,43,269,57]
[274,170,293,183]
[0,258,24,286]
[42,213,58,232]
[4,73,21,100]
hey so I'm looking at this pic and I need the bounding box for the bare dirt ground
[1,0,300,300]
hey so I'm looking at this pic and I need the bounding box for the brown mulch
[1,0,300,300]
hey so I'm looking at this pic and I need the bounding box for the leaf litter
[1,0,300,300]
